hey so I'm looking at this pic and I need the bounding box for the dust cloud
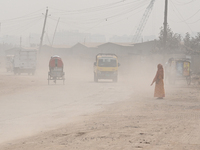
[0,51,200,150]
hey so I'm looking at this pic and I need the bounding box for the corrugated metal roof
[97,42,134,47]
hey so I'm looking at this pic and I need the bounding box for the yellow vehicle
[93,53,120,82]
[166,58,191,85]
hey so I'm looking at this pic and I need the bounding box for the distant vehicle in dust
[48,55,65,85]
[165,58,191,85]
[13,49,37,75]
[6,55,14,72]
[93,53,120,82]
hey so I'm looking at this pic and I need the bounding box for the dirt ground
[0,67,200,149]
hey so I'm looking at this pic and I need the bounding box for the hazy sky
[0,0,199,39]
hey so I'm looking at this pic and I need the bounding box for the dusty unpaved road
[0,71,134,143]
[0,70,200,150]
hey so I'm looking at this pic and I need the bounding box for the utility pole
[163,0,168,52]
[39,7,48,52]
[51,17,60,47]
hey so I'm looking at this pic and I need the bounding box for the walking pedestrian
[151,64,165,99]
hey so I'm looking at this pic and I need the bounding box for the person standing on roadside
[151,64,165,99]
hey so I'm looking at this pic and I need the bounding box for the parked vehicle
[93,53,120,82]
[165,58,191,85]
[6,55,14,72]
[13,49,37,75]
[48,55,65,84]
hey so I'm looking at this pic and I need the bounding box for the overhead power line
[1,16,43,34]
[170,0,193,32]
[1,1,150,36]
[169,0,200,23]
[172,0,197,6]
[50,0,144,15]
[0,8,45,22]
[48,0,148,30]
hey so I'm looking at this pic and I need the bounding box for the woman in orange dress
[151,64,165,99]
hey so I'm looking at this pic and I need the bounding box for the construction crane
[132,0,156,43]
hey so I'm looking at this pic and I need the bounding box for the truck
[93,53,120,82]
[13,49,37,75]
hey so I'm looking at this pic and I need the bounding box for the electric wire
[2,16,43,30]
[49,0,144,15]
[172,0,197,6]
[2,15,43,25]
[49,0,147,24]
[49,1,147,25]
[169,0,193,32]
[0,8,45,22]
[47,1,147,33]
[85,7,146,34]
[2,16,44,35]
[1,0,148,36]
[168,0,200,23]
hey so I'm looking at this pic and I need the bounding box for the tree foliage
[158,25,200,53]
[184,32,200,51]
[158,25,182,51]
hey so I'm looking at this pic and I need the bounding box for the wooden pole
[163,0,168,52]
[39,7,48,52]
